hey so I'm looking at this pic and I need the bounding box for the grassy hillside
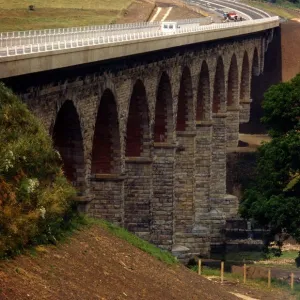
[0,0,133,32]
[243,0,300,18]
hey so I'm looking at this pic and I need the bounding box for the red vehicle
[224,11,243,21]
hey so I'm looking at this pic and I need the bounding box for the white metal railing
[0,18,213,48]
[0,22,160,39]
[0,17,211,40]
[0,17,279,58]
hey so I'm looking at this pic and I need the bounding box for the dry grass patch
[0,0,133,32]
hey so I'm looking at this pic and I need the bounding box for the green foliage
[89,218,178,265]
[240,74,300,242]
[0,83,76,258]
[262,74,300,137]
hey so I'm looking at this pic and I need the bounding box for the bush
[0,83,76,258]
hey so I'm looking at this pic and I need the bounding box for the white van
[161,21,178,33]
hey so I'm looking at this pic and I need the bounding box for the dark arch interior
[227,54,239,107]
[52,100,84,185]
[213,57,225,113]
[197,61,210,121]
[176,67,193,131]
[240,52,250,100]
[126,80,149,157]
[91,89,121,174]
[252,48,259,76]
[154,72,173,142]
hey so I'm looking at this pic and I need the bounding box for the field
[242,0,300,18]
[0,0,134,32]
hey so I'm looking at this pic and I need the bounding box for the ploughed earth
[0,226,293,300]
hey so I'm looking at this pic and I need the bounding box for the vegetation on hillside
[240,74,300,242]
[243,0,300,19]
[0,83,76,258]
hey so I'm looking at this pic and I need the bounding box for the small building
[161,21,178,32]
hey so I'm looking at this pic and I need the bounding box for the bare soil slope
[281,20,300,81]
[0,225,238,300]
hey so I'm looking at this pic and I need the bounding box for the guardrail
[0,16,279,58]
[0,17,211,40]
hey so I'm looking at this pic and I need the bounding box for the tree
[240,74,300,242]
[0,83,75,257]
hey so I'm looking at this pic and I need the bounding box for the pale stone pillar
[226,105,240,147]
[210,113,227,248]
[174,132,196,249]
[89,175,125,226]
[193,121,213,256]
[151,143,175,250]
[240,99,252,124]
[124,158,153,240]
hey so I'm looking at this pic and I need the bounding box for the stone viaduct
[2,25,276,258]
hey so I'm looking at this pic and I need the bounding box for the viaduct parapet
[2,22,276,258]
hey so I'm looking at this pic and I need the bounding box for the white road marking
[161,7,173,21]
[150,7,162,22]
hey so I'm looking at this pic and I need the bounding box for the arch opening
[154,72,173,142]
[252,48,259,76]
[227,54,239,107]
[240,51,250,101]
[91,89,121,174]
[176,66,193,131]
[126,80,150,157]
[213,57,225,113]
[197,61,210,121]
[52,100,84,185]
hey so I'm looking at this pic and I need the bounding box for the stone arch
[91,89,121,174]
[176,66,193,131]
[154,71,173,142]
[197,60,210,121]
[212,56,225,113]
[52,100,84,188]
[252,47,260,76]
[125,79,150,157]
[240,51,250,101]
[227,54,239,107]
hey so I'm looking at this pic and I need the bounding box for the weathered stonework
[14,30,273,258]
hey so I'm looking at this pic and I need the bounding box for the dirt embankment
[0,226,238,300]
[281,20,300,81]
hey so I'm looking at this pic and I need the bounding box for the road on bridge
[186,0,271,19]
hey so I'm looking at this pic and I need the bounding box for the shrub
[0,83,76,257]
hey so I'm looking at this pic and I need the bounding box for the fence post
[198,259,202,275]
[243,263,246,284]
[221,261,224,284]
[268,269,271,288]
[291,273,294,290]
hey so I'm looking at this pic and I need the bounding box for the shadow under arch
[252,47,260,76]
[52,100,84,188]
[125,79,150,157]
[197,60,210,121]
[176,66,193,131]
[213,56,225,113]
[227,54,239,107]
[240,51,250,101]
[91,89,121,174]
[154,71,173,143]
